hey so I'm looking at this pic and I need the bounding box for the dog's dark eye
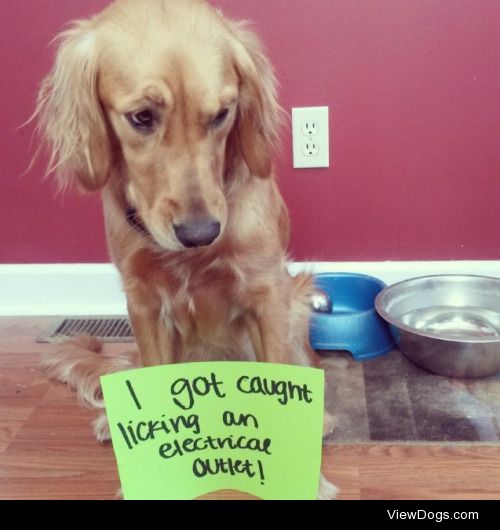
[126,109,157,132]
[211,108,230,129]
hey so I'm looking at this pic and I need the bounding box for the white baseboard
[1,261,499,316]
[288,261,500,285]
[0,264,125,317]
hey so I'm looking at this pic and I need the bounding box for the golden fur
[37,0,337,499]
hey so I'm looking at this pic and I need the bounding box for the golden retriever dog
[37,0,337,499]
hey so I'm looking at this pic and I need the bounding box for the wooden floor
[1,316,499,500]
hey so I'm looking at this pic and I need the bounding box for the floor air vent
[38,316,134,343]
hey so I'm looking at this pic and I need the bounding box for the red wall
[3,0,500,263]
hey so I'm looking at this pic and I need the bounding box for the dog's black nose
[173,219,221,248]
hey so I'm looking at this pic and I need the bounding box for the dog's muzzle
[173,219,221,248]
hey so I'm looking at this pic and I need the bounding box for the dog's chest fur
[127,245,283,361]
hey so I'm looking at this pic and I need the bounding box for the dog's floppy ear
[228,22,283,179]
[36,20,111,192]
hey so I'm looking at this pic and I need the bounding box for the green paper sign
[101,362,324,500]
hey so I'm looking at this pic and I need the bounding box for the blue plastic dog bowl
[310,272,395,361]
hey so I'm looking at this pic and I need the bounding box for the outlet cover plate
[292,106,329,169]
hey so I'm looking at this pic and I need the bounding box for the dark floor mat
[322,349,500,443]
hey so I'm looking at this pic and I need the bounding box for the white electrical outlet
[292,106,329,169]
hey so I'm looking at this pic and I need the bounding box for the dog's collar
[126,207,150,237]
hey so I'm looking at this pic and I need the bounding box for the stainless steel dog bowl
[375,275,500,378]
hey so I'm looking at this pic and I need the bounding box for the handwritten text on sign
[101,362,324,500]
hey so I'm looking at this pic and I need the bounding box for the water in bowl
[399,306,500,340]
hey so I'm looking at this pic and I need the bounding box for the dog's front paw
[317,473,339,500]
[92,411,111,442]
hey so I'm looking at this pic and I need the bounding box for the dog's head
[37,0,281,250]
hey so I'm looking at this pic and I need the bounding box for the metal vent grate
[38,316,134,343]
